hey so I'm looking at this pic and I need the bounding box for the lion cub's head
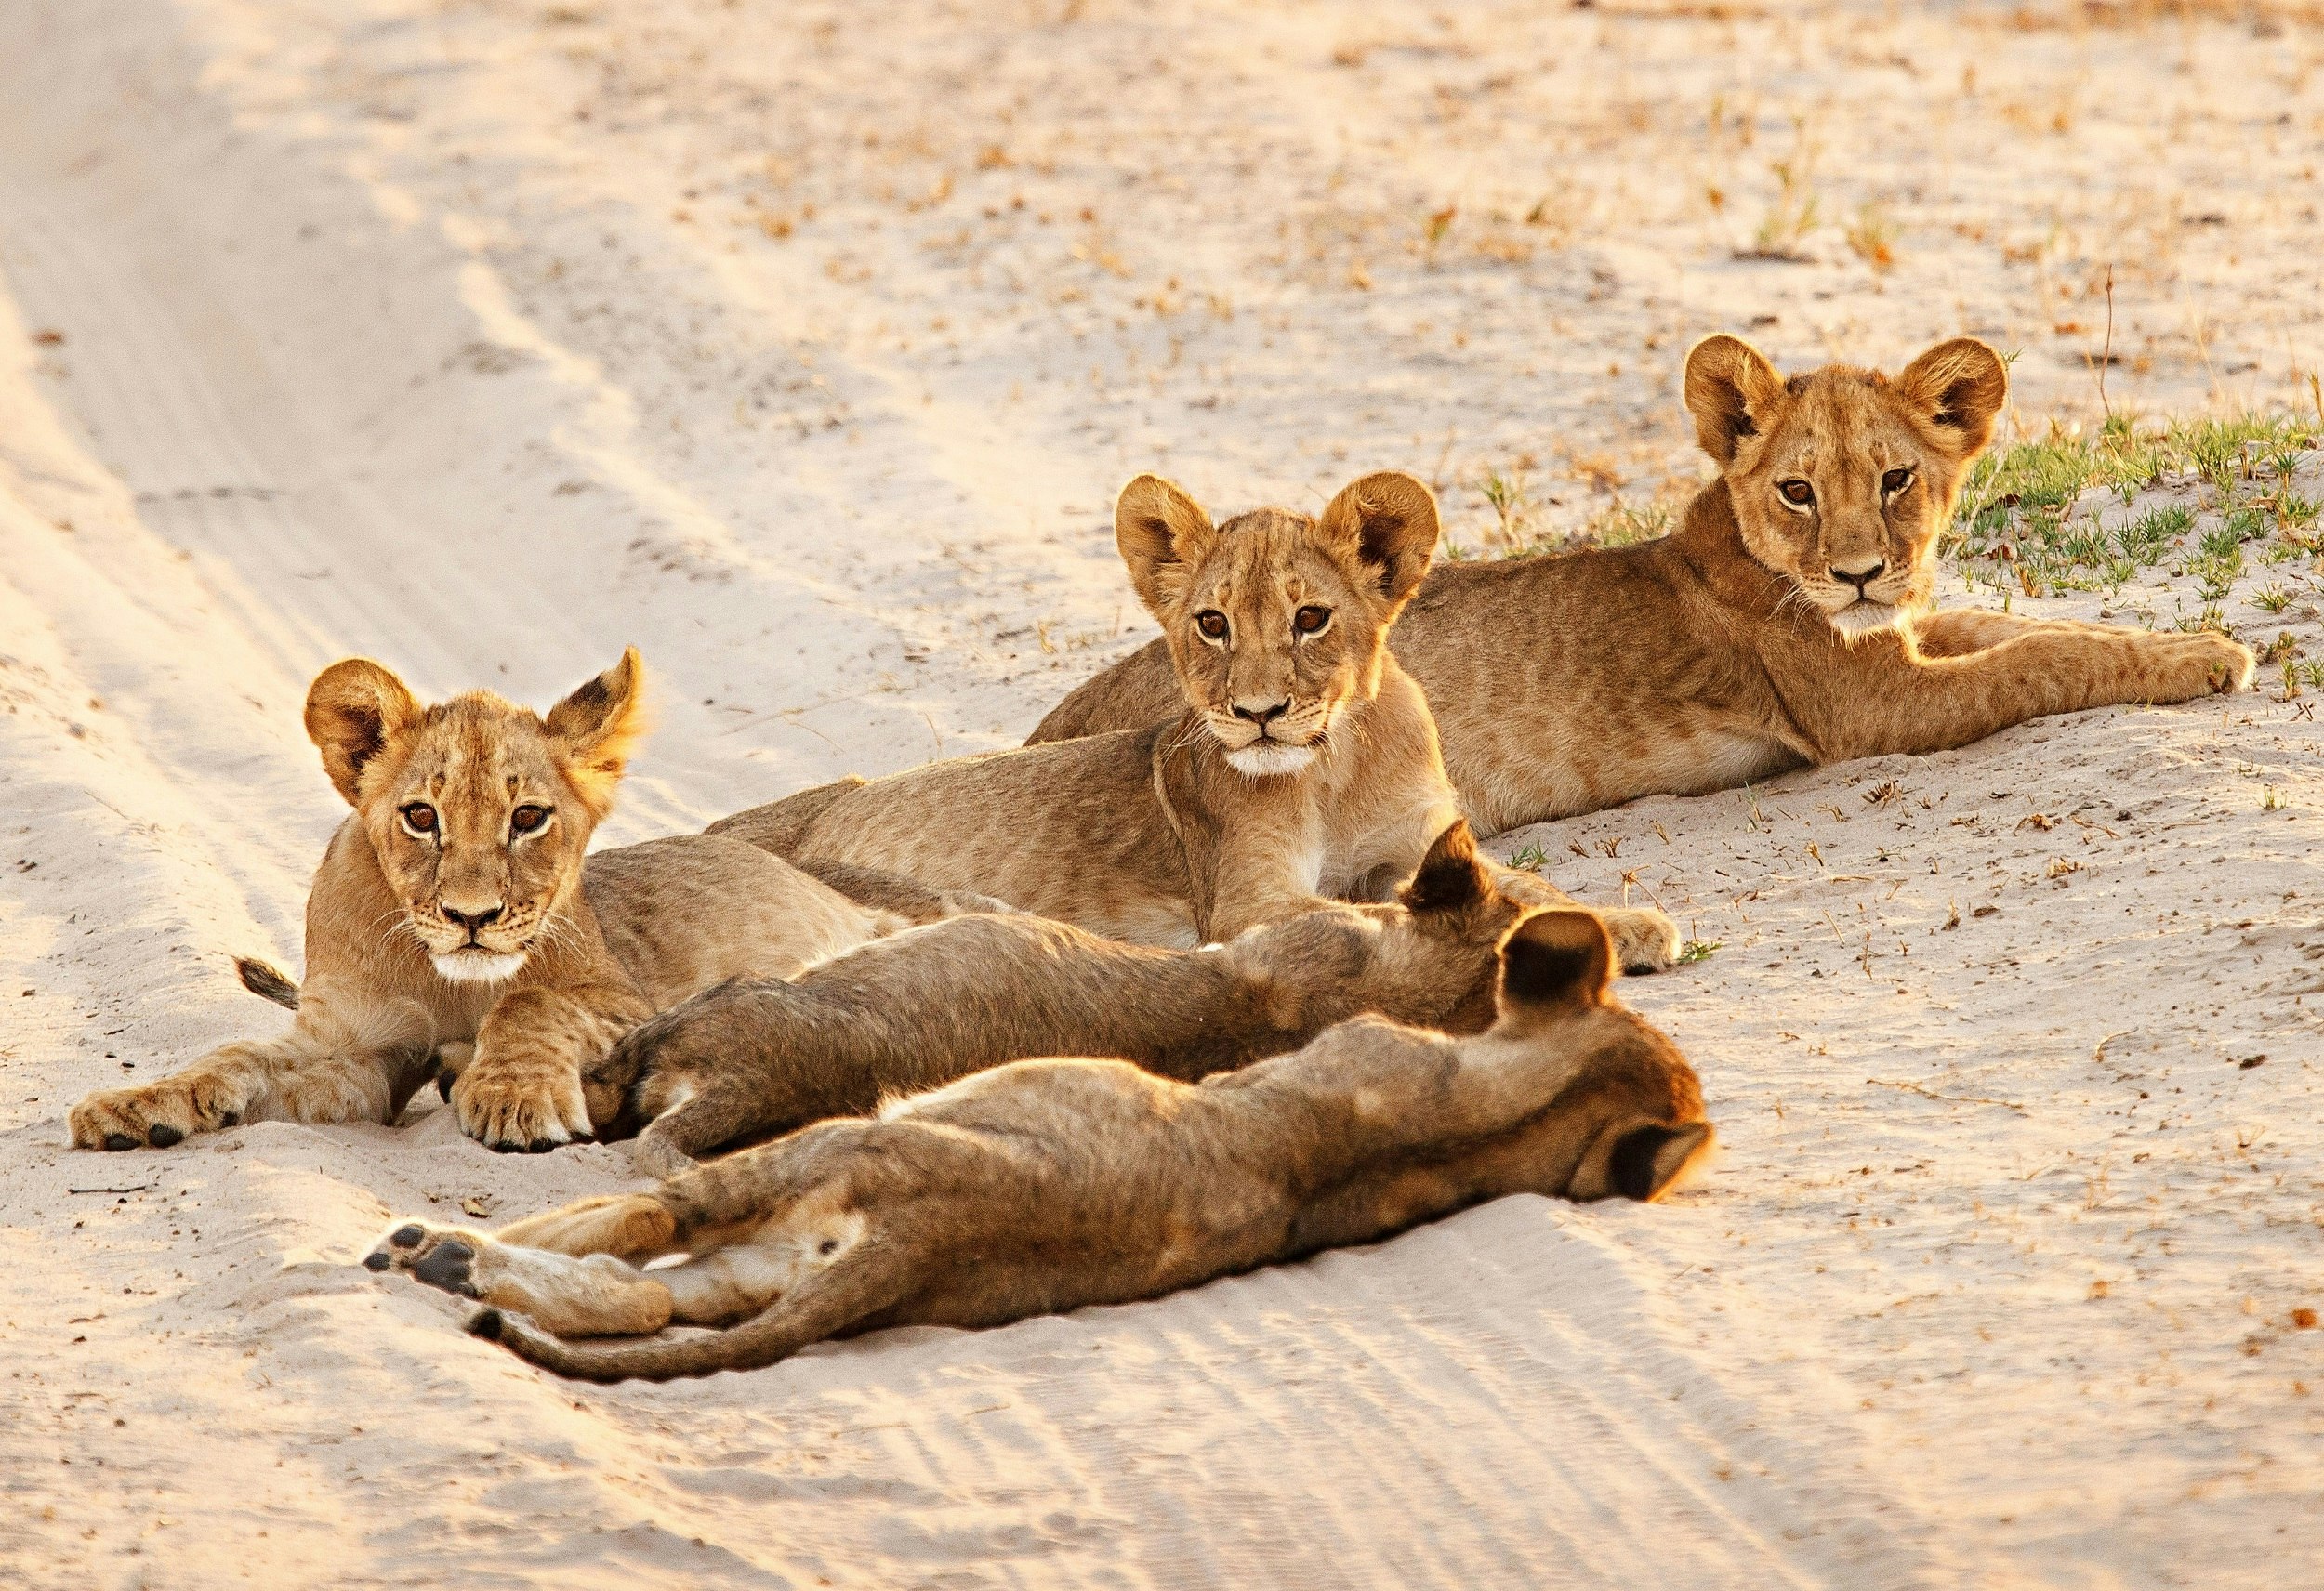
[1232,820,1530,1035]
[1114,470,1439,776]
[303,650,646,984]
[1684,334,2009,638]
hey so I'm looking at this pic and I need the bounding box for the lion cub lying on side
[367,905,1711,1382]
[715,469,1675,968]
[1032,336,2254,835]
[71,651,910,1154]
[596,820,1521,1174]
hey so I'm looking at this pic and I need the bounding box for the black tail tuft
[468,1308,504,1342]
[235,957,300,1010]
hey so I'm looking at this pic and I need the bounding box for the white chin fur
[1828,601,1904,638]
[431,950,528,984]
[1224,743,1318,777]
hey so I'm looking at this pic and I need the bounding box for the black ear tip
[1499,912,1612,1006]
[1609,1125,1675,1202]
[468,1308,504,1341]
[1609,1122,1710,1201]
[1404,824,1487,913]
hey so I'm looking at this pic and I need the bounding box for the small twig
[2093,1028,2135,1066]
[1866,1078,2026,1112]
[1429,424,1459,492]
[68,1183,155,1195]
[2093,265,2114,420]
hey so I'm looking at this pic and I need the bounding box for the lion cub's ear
[1894,337,2009,460]
[1683,334,1787,466]
[546,648,648,817]
[1318,471,1439,602]
[305,659,423,807]
[1399,820,1489,915]
[1498,908,1614,1018]
[1116,475,1217,618]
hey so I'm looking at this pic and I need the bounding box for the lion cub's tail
[235,956,300,1010]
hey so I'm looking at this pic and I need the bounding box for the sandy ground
[4,2,2323,1586]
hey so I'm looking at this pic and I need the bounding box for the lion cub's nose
[442,903,505,932]
[1829,559,1885,593]
[1231,699,1290,726]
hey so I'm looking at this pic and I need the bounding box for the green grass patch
[1951,413,2317,598]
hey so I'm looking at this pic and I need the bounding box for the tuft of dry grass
[1845,203,1898,271]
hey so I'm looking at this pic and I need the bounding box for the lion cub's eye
[1195,611,1229,641]
[1882,467,1915,496]
[510,805,552,836]
[1776,480,1816,507]
[1293,605,1332,636]
[399,803,439,836]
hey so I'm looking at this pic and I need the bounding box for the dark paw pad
[219,1111,241,1128]
[102,1134,138,1152]
[413,1240,477,1296]
[363,1251,392,1273]
[527,1137,555,1155]
[468,1308,504,1341]
[147,1124,183,1148]
[389,1224,426,1250]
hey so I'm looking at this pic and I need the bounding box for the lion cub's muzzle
[1809,561,1921,639]
[1204,699,1333,777]
[416,901,537,983]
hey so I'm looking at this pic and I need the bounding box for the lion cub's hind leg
[366,1219,675,1338]
[497,1193,677,1257]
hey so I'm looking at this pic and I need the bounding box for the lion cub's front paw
[451,1060,592,1154]
[2151,632,2255,700]
[1601,905,1681,975]
[2190,634,2256,695]
[70,1073,247,1151]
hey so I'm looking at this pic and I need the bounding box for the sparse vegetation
[1948,414,2317,598]
[1845,203,1897,271]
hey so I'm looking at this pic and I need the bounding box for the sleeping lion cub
[1031,336,2255,835]
[595,819,1524,1174]
[70,651,913,1154]
[366,905,1710,1382]
[714,470,1675,967]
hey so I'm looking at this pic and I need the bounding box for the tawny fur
[1030,337,2255,836]
[367,908,1711,1382]
[70,651,912,1154]
[713,471,1677,968]
[599,820,1525,1174]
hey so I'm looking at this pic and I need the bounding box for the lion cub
[367,904,1711,1382]
[71,651,904,1154]
[1032,337,2254,835]
[714,470,1676,967]
[596,820,1523,1173]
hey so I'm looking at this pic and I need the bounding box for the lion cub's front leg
[70,993,424,1151]
[72,1037,292,1151]
[451,985,643,1153]
[1874,620,2253,756]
